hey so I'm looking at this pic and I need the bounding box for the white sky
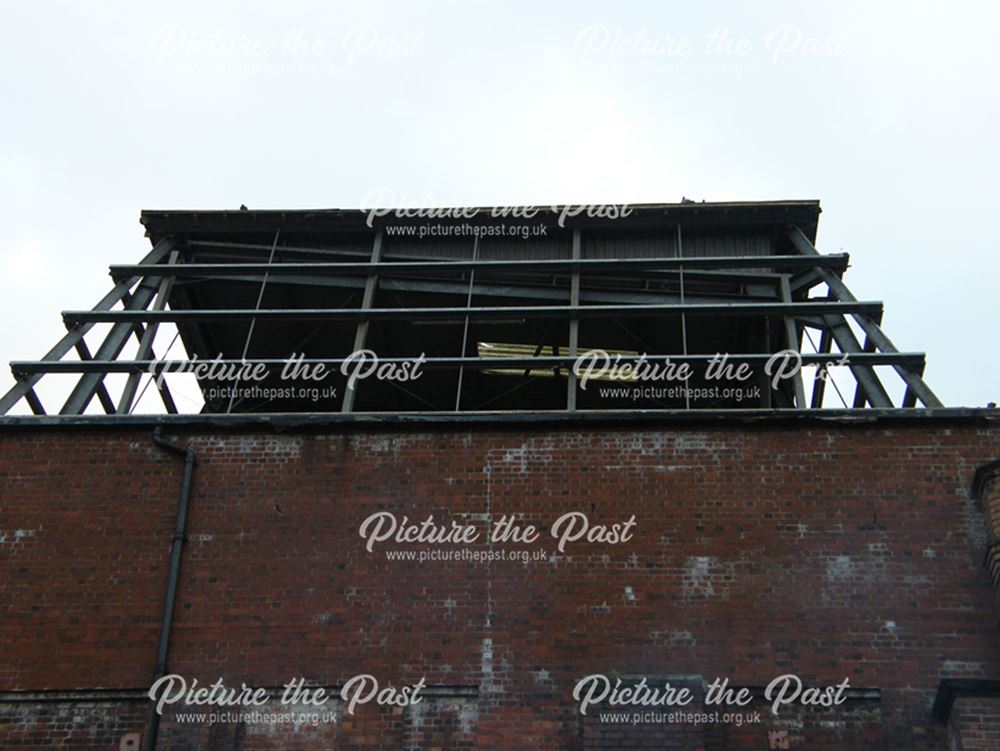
[1,0,997,410]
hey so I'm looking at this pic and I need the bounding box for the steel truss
[0,224,942,416]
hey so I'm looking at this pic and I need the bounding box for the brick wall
[978,463,1000,609]
[1,421,999,749]
[0,700,146,750]
[947,696,1000,750]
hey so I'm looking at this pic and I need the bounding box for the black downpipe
[144,428,196,751]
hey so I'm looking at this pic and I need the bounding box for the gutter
[144,428,196,751]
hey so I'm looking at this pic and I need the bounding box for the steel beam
[117,251,178,414]
[170,271,781,306]
[454,236,479,411]
[227,229,282,413]
[111,253,850,277]
[62,301,883,324]
[60,278,164,415]
[342,230,382,413]
[823,314,893,408]
[0,237,175,415]
[852,334,878,408]
[780,276,807,408]
[810,328,833,408]
[23,388,45,415]
[787,225,943,407]
[566,229,581,410]
[73,338,116,414]
[789,268,829,294]
[150,258,794,293]
[677,225,692,409]
[11,352,926,374]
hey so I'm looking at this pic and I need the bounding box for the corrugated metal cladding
[679,233,772,258]
[379,232,774,261]
[583,232,771,259]
[382,236,571,260]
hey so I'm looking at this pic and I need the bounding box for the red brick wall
[0,700,146,750]
[948,696,1000,750]
[1,422,999,749]
[982,467,1000,610]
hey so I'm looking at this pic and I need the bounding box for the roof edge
[139,200,823,244]
[0,407,995,432]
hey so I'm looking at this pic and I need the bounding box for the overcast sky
[1,0,997,411]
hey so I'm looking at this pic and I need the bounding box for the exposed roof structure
[0,200,942,418]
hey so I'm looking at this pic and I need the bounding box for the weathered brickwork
[979,465,1000,609]
[1,421,999,749]
[0,700,146,750]
[947,696,1000,750]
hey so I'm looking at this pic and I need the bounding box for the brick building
[1,201,998,749]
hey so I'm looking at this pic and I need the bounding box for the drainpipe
[144,428,196,751]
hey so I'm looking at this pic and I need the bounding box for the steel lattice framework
[0,202,941,417]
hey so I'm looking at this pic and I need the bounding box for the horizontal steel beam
[1,406,991,428]
[109,253,850,279]
[188,249,812,292]
[171,272,781,305]
[10,352,926,375]
[63,301,882,324]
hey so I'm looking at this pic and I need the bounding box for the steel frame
[0,223,942,416]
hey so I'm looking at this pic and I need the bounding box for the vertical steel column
[566,228,581,411]
[226,229,280,413]
[810,328,833,408]
[677,225,691,410]
[852,335,877,408]
[342,229,383,413]
[454,235,480,412]
[780,275,807,408]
